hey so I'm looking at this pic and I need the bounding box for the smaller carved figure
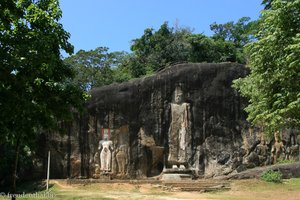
[98,133,113,172]
[271,131,285,164]
[93,152,101,174]
[286,134,299,161]
[70,157,81,178]
[255,136,269,166]
[116,144,128,175]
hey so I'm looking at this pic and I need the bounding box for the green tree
[64,47,129,90]
[187,33,237,63]
[210,17,258,63]
[128,19,257,78]
[129,22,192,77]
[233,0,300,134]
[0,0,85,196]
[111,51,133,83]
[210,17,254,47]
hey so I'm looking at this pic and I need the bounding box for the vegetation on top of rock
[65,17,257,91]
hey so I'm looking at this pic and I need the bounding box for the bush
[261,169,283,183]
[277,158,296,164]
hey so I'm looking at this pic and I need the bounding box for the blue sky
[59,0,264,55]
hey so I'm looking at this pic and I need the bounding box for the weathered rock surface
[43,62,300,179]
[44,63,247,178]
[218,162,300,180]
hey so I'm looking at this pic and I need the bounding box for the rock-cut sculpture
[98,131,113,172]
[168,84,191,168]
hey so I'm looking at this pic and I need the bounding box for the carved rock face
[44,63,299,179]
[40,63,300,180]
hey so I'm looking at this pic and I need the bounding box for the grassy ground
[1,178,300,200]
[206,178,300,200]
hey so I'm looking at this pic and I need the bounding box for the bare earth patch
[39,179,300,200]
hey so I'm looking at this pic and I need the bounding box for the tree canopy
[128,22,192,77]
[233,0,300,134]
[66,18,258,88]
[64,47,129,91]
[0,0,85,193]
[122,19,257,78]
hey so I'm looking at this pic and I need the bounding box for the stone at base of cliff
[114,174,129,179]
[161,174,192,181]
[163,168,192,174]
[217,162,300,180]
[161,168,193,180]
[92,173,112,180]
[162,180,230,192]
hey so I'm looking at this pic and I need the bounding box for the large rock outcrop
[44,62,299,179]
[46,63,247,178]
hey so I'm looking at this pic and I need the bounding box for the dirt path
[48,179,300,200]
[50,180,212,200]
[50,180,74,189]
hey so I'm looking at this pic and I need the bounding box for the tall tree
[187,33,237,63]
[210,17,258,63]
[127,19,257,79]
[64,47,129,90]
[0,0,85,196]
[233,0,300,134]
[129,22,192,77]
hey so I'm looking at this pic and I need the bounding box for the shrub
[261,169,283,183]
[277,158,296,164]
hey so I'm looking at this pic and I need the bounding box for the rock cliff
[45,62,299,179]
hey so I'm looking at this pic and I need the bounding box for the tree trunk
[12,138,20,200]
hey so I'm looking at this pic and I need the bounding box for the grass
[207,178,300,200]
[1,178,300,200]
[276,158,297,164]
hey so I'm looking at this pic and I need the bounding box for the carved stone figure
[93,152,101,174]
[168,84,191,168]
[271,131,284,164]
[98,132,113,172]
[286,134,299,160]
[70,157,81,178]
[116,144,128,175]
[255,136,269,166]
